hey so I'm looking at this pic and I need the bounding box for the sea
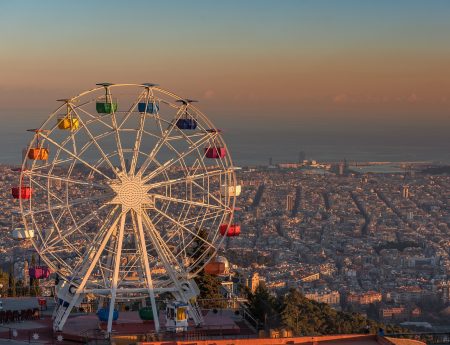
[1,111,449,167]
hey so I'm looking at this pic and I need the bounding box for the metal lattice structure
[17,83,237,333]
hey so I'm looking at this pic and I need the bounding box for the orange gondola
[26,129,49,161]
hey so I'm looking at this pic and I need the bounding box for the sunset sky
[1,0,449,163]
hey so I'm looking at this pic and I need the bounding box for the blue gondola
[97,308,119,322]
[176,118,197,130]
[138,102,159,114]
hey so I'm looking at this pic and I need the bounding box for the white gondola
[166,301,189,332]
[220,184,241,196]
[12,227,35,240]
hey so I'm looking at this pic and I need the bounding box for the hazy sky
[1,1,449,163]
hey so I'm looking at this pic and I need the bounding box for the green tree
[190,228,225,309]
[195,272,226,309]
[0,269,8,297]
[277,289,409,335]
[16,279,26,297]
[8,264,16,297]
[246,282,277,329]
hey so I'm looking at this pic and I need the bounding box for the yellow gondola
[57,116,79,130]
[56,100,79,130]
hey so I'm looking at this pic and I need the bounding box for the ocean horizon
[1,110,449,166]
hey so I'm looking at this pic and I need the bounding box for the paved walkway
[0,297,39,311]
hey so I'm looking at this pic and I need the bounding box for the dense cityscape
[1,160,449,333]
[231,162,450,328]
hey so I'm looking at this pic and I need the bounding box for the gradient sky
[1,1,449,163]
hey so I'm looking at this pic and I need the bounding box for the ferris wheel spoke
[24,193,114,216]
[107,211,126,332]
[70,105,120,177]
[73,103,114,130]
[137,106,189,177]
[147,169,232,190]
[28,178,66,204]
[39,132,112,180]
[129,88,160,174]
[43,203,114,250]
[117,90,145,130]
[132,210,160,328]
[70,206,121,278]
[43,208,91,255]
[173,208,225,229]
[109,106,127,174]
[24,171,107,190]
[130,112,146,175]
[186,157,203,177]
[33,130,112,174]
[57,209,122,329]
[151,207,216,251]
[165,208,225,256]
[141,132,214,183]
[192,178,230,208]
[141,211,188,278]
[153,194,225,211]
[98,223,118,289]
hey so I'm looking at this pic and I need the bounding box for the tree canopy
[246,287,408,335]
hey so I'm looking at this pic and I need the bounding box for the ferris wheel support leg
[131,217,148,309]
[54,213,120,332]
[189,299,204,326]
[141,213,204,327]
[135,211,160,332]
[171,283,203,326]
[99,224,119,312]
[106,213,126,335]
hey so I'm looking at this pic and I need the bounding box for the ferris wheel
[15,83,240,334]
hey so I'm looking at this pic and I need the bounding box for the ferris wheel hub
[108,173,154,212]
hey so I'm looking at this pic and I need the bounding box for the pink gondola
[29,266,51,280]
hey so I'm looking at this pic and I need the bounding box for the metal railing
[387,332,450,344]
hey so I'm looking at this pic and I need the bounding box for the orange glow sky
[0,1,449,163]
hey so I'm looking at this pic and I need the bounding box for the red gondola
[12,186,32,199]
[11,168,32,199]
[205,129,226,158]
[29,266,51,280]
[219,224,240,237]
[205,147,226,159]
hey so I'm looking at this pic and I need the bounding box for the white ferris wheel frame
[17,83,238,334]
